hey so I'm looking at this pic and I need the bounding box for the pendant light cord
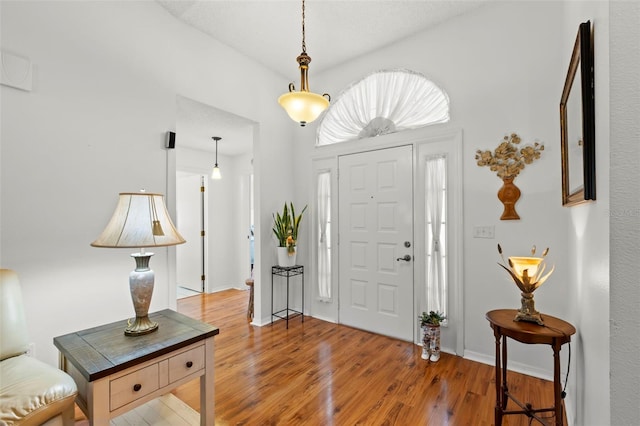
[301,0,306,53]
[212,136,221,166]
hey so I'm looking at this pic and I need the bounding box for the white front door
[338,145,414,341]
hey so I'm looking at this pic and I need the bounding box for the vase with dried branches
[475,133,544,220]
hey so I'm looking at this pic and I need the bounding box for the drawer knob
[133,384,142,392]
[186,361,193,368]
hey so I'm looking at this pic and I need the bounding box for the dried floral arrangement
[475,133,544,179]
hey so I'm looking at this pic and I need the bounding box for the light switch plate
[473,225,495,239]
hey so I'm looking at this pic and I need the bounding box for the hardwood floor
[169,289,560,425]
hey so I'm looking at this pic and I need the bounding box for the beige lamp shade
[278,91,330,126]
[508,257,543,280]
[91,192,185,248]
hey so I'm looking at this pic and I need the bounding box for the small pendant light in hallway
[211,136,222,180]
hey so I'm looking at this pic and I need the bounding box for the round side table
[486,309,576,426]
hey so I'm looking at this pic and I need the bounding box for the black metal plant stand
[271,265,304,329]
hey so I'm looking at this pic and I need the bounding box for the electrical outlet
[473,225,495,239]
[26,342,35,357]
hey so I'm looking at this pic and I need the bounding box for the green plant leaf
[273,202,307,247]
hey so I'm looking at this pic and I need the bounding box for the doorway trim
[168,95,258,303]
[310,126,464,355]
[175,171,208,294]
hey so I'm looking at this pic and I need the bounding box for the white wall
[609,2,640,425]
[0,1,293,364]
[558,2,611,425]
[296,2,611,424]
[230,152,255,283]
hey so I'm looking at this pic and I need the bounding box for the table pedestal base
[486,309,575,426]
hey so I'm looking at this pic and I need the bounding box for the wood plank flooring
[169,289,560,425]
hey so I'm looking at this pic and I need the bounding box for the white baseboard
[208,286,237,293]
[463,350,553,381]
[308,313,337,324]
[251,316,270,327]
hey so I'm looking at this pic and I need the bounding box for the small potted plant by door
[419,310,446,362]
[272,202,307,267]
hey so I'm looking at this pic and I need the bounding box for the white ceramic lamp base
[126,253,158,336]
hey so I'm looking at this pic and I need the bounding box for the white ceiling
[160,1,491,156]
[176,95,254,157]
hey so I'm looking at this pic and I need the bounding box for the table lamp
[497,244,554,325]
[91,191,185,336]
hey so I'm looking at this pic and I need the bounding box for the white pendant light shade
[211,165,222,180]
[278,91,330,126]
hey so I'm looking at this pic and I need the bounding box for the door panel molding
[338,145,414,341]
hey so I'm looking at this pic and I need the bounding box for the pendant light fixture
[211,136,222,180]
[278,0,330,127]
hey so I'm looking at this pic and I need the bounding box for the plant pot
[277,247,297,267]
[421,324,441,362]
[421,325,430,360]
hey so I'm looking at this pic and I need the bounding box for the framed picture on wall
[560,20,596,206]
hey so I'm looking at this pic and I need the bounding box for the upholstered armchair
[0,269,78,426]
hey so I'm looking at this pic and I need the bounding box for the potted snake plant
[272,202,307,267]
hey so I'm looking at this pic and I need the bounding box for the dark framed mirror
[560,20,595,206]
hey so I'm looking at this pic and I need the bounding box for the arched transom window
[317,69,450,146]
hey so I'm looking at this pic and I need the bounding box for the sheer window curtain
[425,156,446,316]
[317,69,449,146]
[317,172,331,301]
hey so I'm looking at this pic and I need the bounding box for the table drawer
[110,363,159,411]
[168,344,205,383]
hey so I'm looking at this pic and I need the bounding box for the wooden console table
[54,309,219,426]
[486,309,575,426]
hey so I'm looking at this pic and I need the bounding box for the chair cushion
[0,355,77,425]
[0,269,30,361]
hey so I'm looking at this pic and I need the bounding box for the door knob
[396,254,412,262]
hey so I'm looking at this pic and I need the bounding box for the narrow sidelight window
[317,172,332,300]
[425,155,447,319]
